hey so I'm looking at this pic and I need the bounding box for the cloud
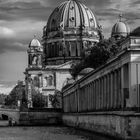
[0,51,27,90]
[0,20,44,54]
[0,0,52,21]
[0,84,14,94]
[0,39,27,54]
[0,0,139,90]
[0,26,15,38]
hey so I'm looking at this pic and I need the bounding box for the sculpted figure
[32,55,38,65]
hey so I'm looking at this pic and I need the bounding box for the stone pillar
[110,72,113,109]
[38,74,42,88]
[27,79,33,108]
[106,74,109,109]
[47,94,53,108]
[121,66,124,109]
[114,70,117,109]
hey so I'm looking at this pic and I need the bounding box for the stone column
[27,75,33,108]
[47,94,53,108]
[110,72,113,109]
[121,66,124,109]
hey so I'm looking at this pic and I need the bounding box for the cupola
[111,14,130,38]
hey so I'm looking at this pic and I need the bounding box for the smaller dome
[79,67,94,75]
[111,21,130,37]
[130,27,140,37]
[29,38,41,47]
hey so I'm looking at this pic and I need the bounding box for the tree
[0,94,7,106]
[31,86,45,108]
[4,82,27,109]
[70,38,122,78]
[49,90,62,108]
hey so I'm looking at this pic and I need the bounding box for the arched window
[48,44,51,58]
[69,41,76,56]
[33,76,39,87]
[45,75,53,87]
[29,54,32,65]
[48,75,53,86]
[77,41,81,56]
[56,42,59,57]
[65,41,69,57]
[52,43,55,57]
[59,43,63,57]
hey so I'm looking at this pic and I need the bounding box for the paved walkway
[0,126,113,140]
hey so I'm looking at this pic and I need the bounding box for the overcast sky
[0,0,140,94]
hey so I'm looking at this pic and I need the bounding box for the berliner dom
[25,0,131,108]
[42,0,102,65]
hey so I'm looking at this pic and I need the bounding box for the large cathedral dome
[47,0,99,32]
[43,0,101,65]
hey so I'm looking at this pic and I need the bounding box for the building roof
[79,67,94,75]
[111,21,130,37]
[46,0,99,32]
[130,26,140,37]
[29,37,41,48]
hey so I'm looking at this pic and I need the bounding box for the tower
[25,36,43,108]
[28,36,43,68]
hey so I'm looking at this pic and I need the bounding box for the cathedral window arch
[56,42,59,57]
[69,41,76,56]
[52,19,56,31]
[44,75,53,87]
[70,6,74,10]
[70,17,75,22]
[59,42,63,57]
[33,76,39,87]
[77,41,81,56]
[52,43,55,57]
[48,44,51,57]
[29,54,32,66]
[48,75,53,86]
[65,41,70,57]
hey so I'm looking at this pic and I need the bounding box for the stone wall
[19,111,62,125]
[62,112,140,140]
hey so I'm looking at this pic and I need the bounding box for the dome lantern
[29,35,42,48]
[111,14,130,39]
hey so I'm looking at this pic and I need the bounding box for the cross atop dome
[119,13,123,22]
[34,34,37,39]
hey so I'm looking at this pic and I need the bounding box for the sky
[0,0,140,94]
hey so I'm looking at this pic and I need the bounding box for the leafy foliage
[0,94,7,106]
[32,88,46,108]
[49,90,62,108]
[5,82,27,109]
[70,38,122,78]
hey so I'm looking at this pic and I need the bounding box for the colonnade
[63,63,130,113]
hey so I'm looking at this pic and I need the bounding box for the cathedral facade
[24,0,130,108]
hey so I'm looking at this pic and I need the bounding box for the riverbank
[0,125,114,140]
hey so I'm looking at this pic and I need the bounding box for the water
[0,121,113,140]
